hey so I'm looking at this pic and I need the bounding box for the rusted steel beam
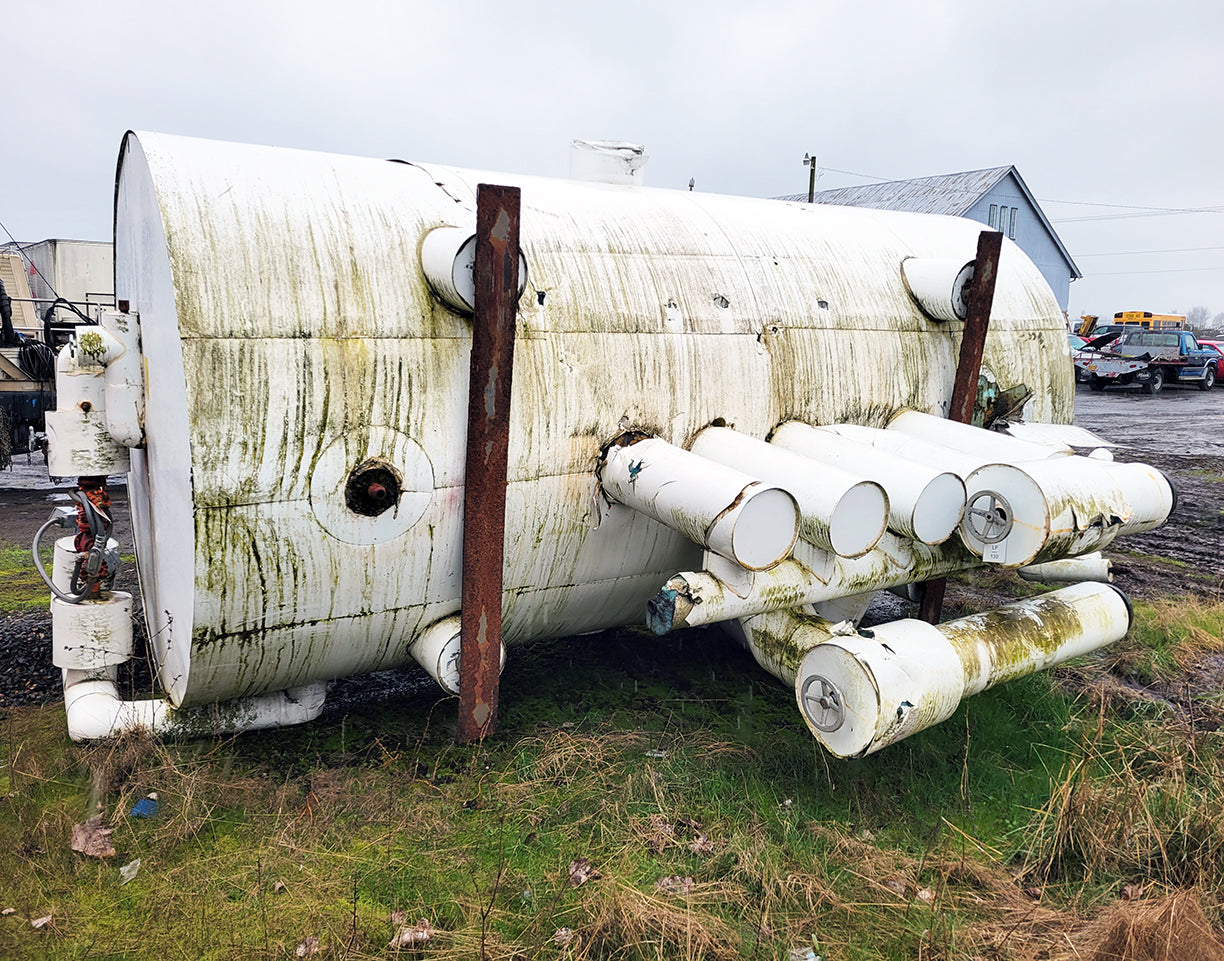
[458,184,521,742]
[919,229,1003,625]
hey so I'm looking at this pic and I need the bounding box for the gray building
[778,166,1080,312]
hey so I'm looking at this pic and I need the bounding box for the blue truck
[1075,327,1219,394]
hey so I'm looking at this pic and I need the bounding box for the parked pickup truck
[1075,328,1219,394]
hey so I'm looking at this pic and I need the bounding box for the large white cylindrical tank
[113,132,1074,708]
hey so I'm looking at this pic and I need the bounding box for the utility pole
[803,153,817,203]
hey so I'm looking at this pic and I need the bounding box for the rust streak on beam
[458,184,521,742]
[920,229,1003,625]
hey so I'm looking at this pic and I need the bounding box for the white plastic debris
[388,919,433,947]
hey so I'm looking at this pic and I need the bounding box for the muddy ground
[0,383,1220,711]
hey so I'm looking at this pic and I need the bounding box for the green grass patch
[1108,548,1191,569]
[1181,469,1224,482]
[0,541,53,613]
[1103,596,1224,686]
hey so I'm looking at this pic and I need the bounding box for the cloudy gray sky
[5,0,1222,322]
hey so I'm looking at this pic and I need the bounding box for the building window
[1009,207,1017,239]
[989,204,998,228]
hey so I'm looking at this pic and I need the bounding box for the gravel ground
[1,384,1220,711]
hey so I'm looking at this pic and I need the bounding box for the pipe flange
[962,489,1013,544]
[799,674,845,732]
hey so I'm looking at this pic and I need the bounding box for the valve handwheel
[962,489,1013,544]
[800,675,846,732]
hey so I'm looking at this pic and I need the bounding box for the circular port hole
[344,459,403,517]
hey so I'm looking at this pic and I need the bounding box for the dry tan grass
[975,889,1224,961]
[581,875,742,961]
[1020,721,1224,892]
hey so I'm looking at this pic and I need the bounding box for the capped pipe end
[709,485,800,571]
[911,472,968,546]
[420,225,528,313]
[828,482,889,558]
[794,643,881,758]
[1105,583,1134,631]
[901,257,974,322]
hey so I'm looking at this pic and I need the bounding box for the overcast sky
[4,0,1222,323]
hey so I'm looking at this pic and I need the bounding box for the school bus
[1113,311,1185,330]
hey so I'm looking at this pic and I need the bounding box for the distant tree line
[1185,305,1224,333]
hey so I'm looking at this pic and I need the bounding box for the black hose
[17,341,56,381]
[41,298,93,347]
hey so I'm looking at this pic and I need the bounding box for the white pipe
[99,310,145,448]
[419,226,529,314]
[689,427,888,557]
[51,535,120,594]
[409,613,506,694]
[600,437,799,570]
[900,257,974,322]
[762,581,1133,757]
[826,419,1172,567]
[887,409,1073,461]
[1019,552,1112,583]
[962,455,1174,567]
[420,226,478,312]
[1000,422,1115,453]
[820,422,998,479]
[569,139,648,185]
[812,423,1046,560]
[646,536,977,633]
[770,422,966,545]
[62,668,327,742]
[51,591,134,670]
[63,668,167,741]
[1021,457,1175,539]
[725,610,837,687]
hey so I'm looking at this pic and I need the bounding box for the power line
[1053,207,1224,223]
[1040,197,1224,212]
[820,165,891,182]
[1077,244,1224,258]
[1088,265,1224,276]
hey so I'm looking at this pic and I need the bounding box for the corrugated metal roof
[775,166,1013,216]
[774,166,1080,280]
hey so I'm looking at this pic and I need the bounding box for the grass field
[2,576,1224,960]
